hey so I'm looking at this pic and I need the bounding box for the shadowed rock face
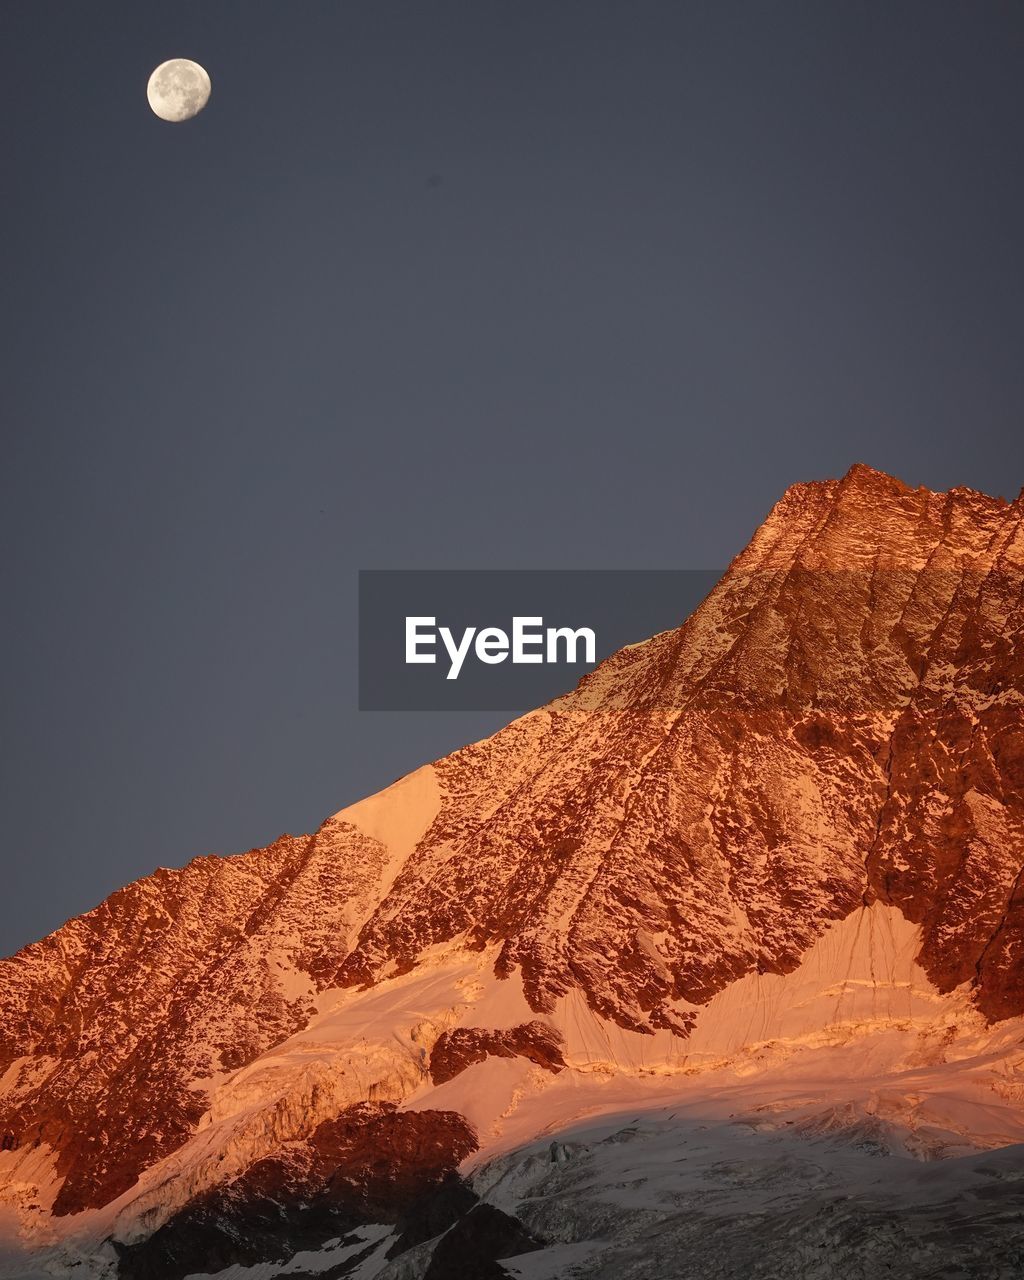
[421,1203,544,1280]
[114,1104,477,1280]
[0,465,1021,1226]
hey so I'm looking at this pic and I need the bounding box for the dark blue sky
[2,2,1023,954]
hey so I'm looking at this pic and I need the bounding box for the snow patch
[332,765,440,863]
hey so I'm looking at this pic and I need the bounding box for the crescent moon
[147,59,212,123]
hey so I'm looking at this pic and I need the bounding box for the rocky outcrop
[114,1104,476,1280]
[420,1204,543,1279]
[428,1022,566,1084]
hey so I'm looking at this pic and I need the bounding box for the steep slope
[0,464,1022,1277]
[337,465,1024,1029]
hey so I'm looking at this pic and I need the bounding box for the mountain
[1,464,1022,1279]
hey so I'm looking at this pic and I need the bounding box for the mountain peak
[840,459,914,490]
[1,469,1022,1272]
[776,462,1009,513]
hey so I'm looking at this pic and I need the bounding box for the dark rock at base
[423,1204,545,1280]
[386,1172,480,1258]
[115,1104,477,1280]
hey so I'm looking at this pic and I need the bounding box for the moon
[147,59,211,122]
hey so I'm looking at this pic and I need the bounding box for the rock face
[428,1023,566,1085]
[0,465,1022,1272]
[114,1104,476,1280]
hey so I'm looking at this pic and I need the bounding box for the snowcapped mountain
[1,464,1023,1279]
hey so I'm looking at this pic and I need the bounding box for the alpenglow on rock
[0,464,1021,1280]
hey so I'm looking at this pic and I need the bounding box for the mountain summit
[1,465,1022,1278]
